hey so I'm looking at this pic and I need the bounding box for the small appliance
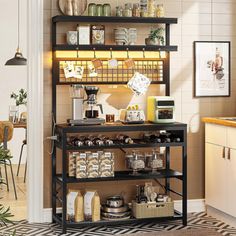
[68,85,105,126]
[147,96,175,123]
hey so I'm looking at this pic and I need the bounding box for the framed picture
[194,41,231,97]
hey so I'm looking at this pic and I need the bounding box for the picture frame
[194,41,231,97]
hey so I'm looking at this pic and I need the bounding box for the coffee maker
[68,85,105,126]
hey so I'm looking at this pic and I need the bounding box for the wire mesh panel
[58,59,164,84]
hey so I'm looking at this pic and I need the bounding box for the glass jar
[103,4,111,16]
[9,105,19,123]
[124,3,132,17]
[147,0,155,17]
[88,3,97,16]
[132,3,140,17]
[140,0,147,17]
[116,6,123,17]
[156,4,164,17]
[97,4,103,16]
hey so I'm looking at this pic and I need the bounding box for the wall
[43,0,236,207]
[0,0,27,164]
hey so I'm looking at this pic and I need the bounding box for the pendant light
[5,0,27,66]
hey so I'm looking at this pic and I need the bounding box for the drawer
[205,123,227,146]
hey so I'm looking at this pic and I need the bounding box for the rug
[1,213,236,235]
[118,229,222,236]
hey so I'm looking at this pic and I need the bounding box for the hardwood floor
[0,164,27,221]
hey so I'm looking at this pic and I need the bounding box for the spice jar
[124,3,133,17]
[132,3,140,17]
[156,4,164,17]
[88,3,97,16]
[116,6,123,17]
[97,4,103,16]
[103,4,111,16]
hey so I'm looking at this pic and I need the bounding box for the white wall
[0,0,27,164]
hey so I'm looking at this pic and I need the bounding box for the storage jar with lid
[97,4,103,16]
[147,0,155,17]
[88,3,97,16]
[116,6,123,17]
[103,4,111,16]
[156,4,164,17]
[124,3,132,17]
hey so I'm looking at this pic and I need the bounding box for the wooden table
[13,123,27,129]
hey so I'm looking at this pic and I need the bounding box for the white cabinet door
[205,143,227,212]
[226,148,236,217]
[227,127,236,150]
[205,123,227,146]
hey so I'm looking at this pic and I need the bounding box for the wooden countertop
[202,117,236,128]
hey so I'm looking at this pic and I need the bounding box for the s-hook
[110,48,113,58]
[142,48,146,58]
[126,48,130,59]
[93,48,96,58]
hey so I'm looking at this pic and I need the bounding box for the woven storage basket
[132,200,174,219]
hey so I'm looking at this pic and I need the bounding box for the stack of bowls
[114,28,129,45]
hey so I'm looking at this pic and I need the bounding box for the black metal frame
[51,15,186,235]
[52,122,187,234]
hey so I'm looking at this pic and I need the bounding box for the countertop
[202,117,236,128]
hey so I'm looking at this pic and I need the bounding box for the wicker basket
[132,201,174,219]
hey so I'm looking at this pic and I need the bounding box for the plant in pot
[145,27,165,46]
[10,89,27,123]
[0,145,16,236]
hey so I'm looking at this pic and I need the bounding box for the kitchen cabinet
[205,123,236,217]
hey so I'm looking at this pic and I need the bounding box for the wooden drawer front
[205,123,227,146]
[227,127,236,149]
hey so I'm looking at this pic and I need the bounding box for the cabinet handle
[222,147,225,158]
[228,148,231,160]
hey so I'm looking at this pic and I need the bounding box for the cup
[9,105,19,123]
[106,114,115,123]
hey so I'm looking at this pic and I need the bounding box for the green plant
[0,146,15,236]
[149,28,165,44]
[10,89,27,106]
[0,145,12,162]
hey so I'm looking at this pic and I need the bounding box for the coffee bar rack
[51,15,187,234]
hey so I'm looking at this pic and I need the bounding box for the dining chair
[0,121,17,200]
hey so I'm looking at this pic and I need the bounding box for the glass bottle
[117,134,134,144]
[132,3,140,17]
[156,4,164,17]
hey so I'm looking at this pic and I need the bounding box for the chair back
[0,121,14,147]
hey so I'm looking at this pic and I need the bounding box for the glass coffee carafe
[84,86,103,119]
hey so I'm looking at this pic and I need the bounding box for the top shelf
[52,15,178,24]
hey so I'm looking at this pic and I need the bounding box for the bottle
[73,138,84,147]
[100,136,114,145]
[136,186,147,203]
[84,137,93,146]
[132,3,140,17]
[93,137,104,146]
[117,134,134,144]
